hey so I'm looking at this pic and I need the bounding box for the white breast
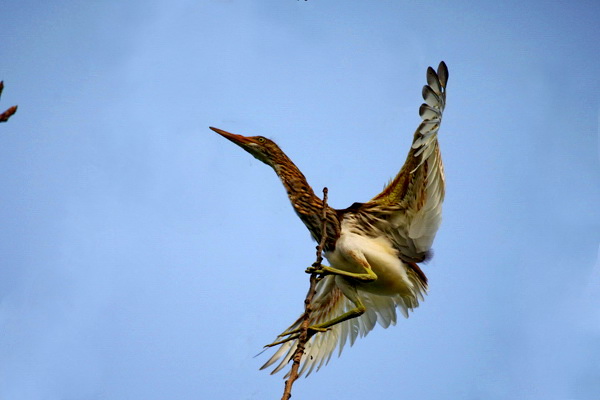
[325,219,417,297]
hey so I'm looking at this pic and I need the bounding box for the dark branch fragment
[0,81,18,123]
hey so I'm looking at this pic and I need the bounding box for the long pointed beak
[209,126,253,147]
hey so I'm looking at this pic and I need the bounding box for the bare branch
[281,187,329,400]
[0,81,18,123]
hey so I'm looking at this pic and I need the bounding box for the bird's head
[210,126,283,167]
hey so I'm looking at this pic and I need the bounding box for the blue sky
[1,1,599,399]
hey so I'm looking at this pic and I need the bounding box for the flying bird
[210,61,448,377]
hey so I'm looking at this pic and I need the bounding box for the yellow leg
[305,264,377,282]
[267,254,377,347]
[265,293,367,347]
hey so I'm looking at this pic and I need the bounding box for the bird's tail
[260,274,423,377]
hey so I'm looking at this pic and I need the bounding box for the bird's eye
[258,137,266,143]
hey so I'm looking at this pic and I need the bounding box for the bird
[210,61,448,377]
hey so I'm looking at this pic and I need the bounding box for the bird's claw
[305,265,326,275]
[264,326,329,348]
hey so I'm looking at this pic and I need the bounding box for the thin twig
[281,187,329,400]
[0,81,18,123]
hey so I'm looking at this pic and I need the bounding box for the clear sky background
[1,1,599,399]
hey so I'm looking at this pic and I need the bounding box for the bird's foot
[305,264,327,275]
[264,326,329,348]
[306,264,376,283]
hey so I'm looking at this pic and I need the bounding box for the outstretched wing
[261,275,423,377]
[365,61,448,262]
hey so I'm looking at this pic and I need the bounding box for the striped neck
[271,154,340,250]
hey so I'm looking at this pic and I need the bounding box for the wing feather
[366,61,448,262]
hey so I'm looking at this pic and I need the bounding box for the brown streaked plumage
[211,61,448,377]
